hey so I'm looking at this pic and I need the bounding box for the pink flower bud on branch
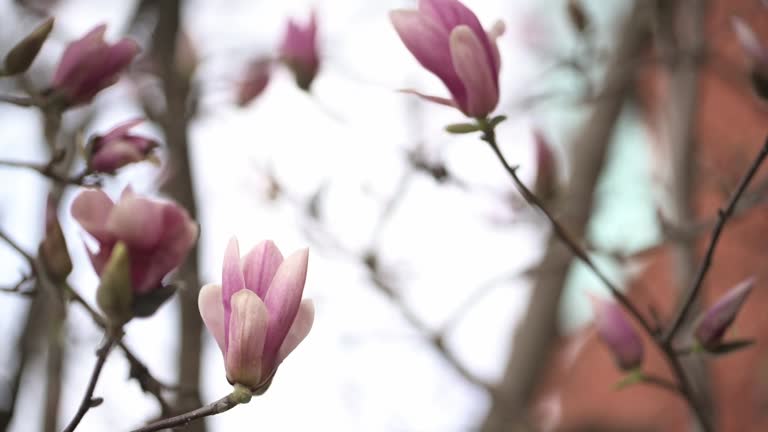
[199,238,314,393]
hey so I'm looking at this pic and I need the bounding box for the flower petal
[98,118,144,143]
[242,240,284,298]
[390,9,466,108]
[198,283,226,354]
[52,24,107,87]
[420,0,499,79]
[71,188,115,244]
[106,195,165,249]
[225,290,269,389]
[276,299,314,365]
[449,25,498,117]
[261,248,309,372]
[222,238,246,351]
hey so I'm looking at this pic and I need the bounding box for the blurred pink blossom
[279,12,320,90]
[88,119,158,173]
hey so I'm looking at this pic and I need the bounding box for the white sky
[0,0,658,430]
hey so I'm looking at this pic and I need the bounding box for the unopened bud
[96,242,134,326]
[694,278,754,351]
[3,17,54,76]
[590,295,644,371]
[38,196,71,282]
[566,0,589,34]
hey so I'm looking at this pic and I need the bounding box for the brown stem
[60,334,118,432]
[665,137,768,342]
[130,386,251,432]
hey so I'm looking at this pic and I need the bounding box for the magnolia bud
[38,196,72,282]
[3,17,54,76]
[694,278,754,351]
[590,295,644,371]
[96,242,134,326]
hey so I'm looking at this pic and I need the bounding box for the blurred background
[1,0,767,430]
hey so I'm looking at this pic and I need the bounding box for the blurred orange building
[536,1,768,430]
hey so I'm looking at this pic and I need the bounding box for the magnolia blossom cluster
[237,12,320,106]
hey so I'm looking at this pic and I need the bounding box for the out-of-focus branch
[148,0,204,427]
[479,2,653,431]
[60,334,119,432]
[654,0,713,428]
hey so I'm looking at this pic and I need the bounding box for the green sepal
[445,122,482,134]
[96,242,133,326]
[132,284,177,318]
[614,369,644,390]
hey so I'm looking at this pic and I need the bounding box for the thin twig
[478,121,655,337]
[642,374,683,396]
[66,286,173,412]
[130,386,251,432]
[0,159,91,185]
[60,334,119,432]
[0,94,36,107]
[665,137,768,343]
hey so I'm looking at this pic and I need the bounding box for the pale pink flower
[71,187,198,296]
[199,238,314,392]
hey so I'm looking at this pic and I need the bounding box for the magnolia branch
[665,137,768,342]
[60,334,119,432]
[477,120,655,336]
[130,385,252,432]
[0,158,92,185]
[0,230,173,414]
[478,121,768,432]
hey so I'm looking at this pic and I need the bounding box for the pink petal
[99,118,144,143]
[222,238,246,350]
[261,248,309,373]
[276,299,314,365]
[90,141,145,173]
[71,188,115,244]
[449,25,498,117]
[198,283,226,354]
[225,290,269,389]
[131,201,198,295]
[390,10,466,108]
[52,24,107,87]
[420,0,499,81]
[242,240,284,298]
[106,195,164,249]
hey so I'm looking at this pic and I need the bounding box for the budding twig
[130,385,252,432]
[664,136,768,343]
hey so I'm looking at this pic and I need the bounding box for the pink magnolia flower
[71,187,198,296]
[87,118,158,173]
[694,278,755,350]
[236,58,273,107]
[199,238,314,393]
[279,12,320,90]
[590,295,644,371]
[390,0,505,118]
[51,24,139,107]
